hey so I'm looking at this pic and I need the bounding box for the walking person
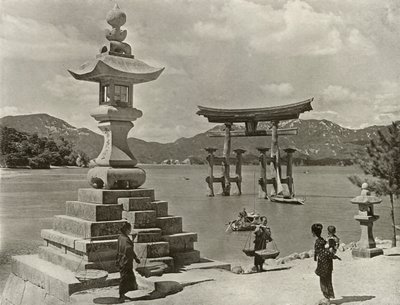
[116,222,140,302]
[311,223,326,261]
[253,216,271,272]
[315,239,342,305]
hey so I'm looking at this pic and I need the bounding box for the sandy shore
[136,251,399,305]
[72,242,400,305]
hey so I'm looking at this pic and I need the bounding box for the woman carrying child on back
[315,238,341,305]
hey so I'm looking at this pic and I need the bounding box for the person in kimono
[253,217,272,272]
[315,238,341,304]
[116,222,140,302]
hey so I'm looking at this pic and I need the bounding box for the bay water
[0,165,398,292]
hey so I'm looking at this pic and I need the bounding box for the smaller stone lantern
[351,183,384,258]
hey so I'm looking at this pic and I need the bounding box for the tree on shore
[0,126,90,169]
[349,121,400,247]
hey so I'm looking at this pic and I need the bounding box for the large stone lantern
[351,183,384,258]
[69,4,164,189]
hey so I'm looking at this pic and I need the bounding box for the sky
[1,0,399,143]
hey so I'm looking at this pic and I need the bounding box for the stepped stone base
[2,186,205,304]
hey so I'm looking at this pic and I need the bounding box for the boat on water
[269,195,305,205]
[227,212,264,231]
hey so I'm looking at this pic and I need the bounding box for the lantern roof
[68,54,164,84]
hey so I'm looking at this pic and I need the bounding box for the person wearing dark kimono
[253,217,271,272]
[311,223,326,261]
[116,222,140,302]
[315,239,341,305]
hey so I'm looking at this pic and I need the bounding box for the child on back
[327,225,340,253]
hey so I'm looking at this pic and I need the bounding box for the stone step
[65,201,122,221]
[11,255,120,302]
[118,197,152,211]
[38,246,119,273]
[41,230,118,262]
[135,242,169,258]
[41,228,79,250]
[78,188,155,204]
[53,215,126,239]
[122,210,156,228]
[152,200,168,217]
[133,228,162,243]
[161,232,198,254]
[156,216,183,235]
[171,250,201,266]
[145,256,175,273]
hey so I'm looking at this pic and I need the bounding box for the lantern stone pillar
[68,4,164,189]
[351,183,384,258]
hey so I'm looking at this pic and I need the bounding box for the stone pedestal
[1,188,202,304]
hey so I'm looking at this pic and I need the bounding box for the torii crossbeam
[197,98,313,197]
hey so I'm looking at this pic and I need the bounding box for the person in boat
[311,223,326,261]
[116,222,141,302]
[253,216,272,272]
[315,238,341,305]
[238,208,248,220]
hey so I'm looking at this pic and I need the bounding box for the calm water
[0,165,398,292]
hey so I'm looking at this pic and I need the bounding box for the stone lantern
[351,183,384,258]
[68,4,164,189]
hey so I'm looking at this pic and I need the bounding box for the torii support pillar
[205,147,218,197]
[222,123,232,196]
[257,147,270,199]
[284,148,297,197]
[233,148,246,195]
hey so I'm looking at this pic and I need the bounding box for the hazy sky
[1,0,399,142]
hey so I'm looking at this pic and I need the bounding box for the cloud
[0,106,21,117]
[261,82,294,97]
[42,74,97,100]
[0,14,97,61]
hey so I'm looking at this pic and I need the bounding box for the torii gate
[197,98,313,197]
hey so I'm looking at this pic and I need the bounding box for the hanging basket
[242,248,255,257]
[75,269,108,283]
[254,249,280,260]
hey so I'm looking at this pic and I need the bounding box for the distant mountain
[0,113,390,164]
[0,114,103,159]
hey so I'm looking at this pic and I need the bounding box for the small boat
[269,195,305,205]
[227,212,263,232]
